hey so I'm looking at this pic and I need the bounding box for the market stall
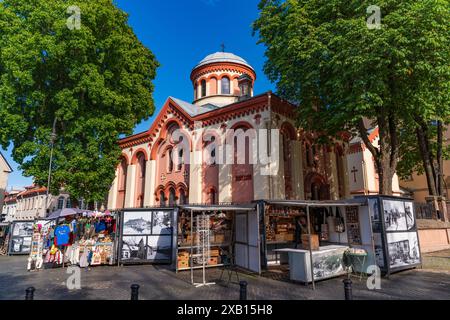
[41,211,118,268]
[258,196,422,288]
[177,204,259,286]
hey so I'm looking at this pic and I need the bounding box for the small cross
[220,43,225,52]
[351,166,358,183]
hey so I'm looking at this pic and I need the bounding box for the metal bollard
[25,287,35,300]
[130,284,140,300]
[239,281,248,300]
[343,278,353,300]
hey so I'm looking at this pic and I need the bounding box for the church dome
[190,51,257,106]
[194,52,255,71]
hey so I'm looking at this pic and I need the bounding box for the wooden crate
[301,234,319,250]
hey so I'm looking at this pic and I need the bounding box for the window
[201,79,206,97]
[169,188,176,206]
[168,149,174,173]
[179,189,186,205]
[221,77,230,94]
[159,191,166,207]
[57,197,65,210]
[66,198,72,208]
[177,148,184,171]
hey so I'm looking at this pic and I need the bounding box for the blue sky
[2,0,274,189]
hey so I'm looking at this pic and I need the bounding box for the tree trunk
[416,126,437,196]
[358,116,397,195]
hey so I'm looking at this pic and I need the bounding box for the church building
[107,51,394,210]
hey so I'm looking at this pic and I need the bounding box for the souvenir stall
[258,196,422,288]
[0,223,11,255]
[117,207,177,265]
[177,204,260,286]
[43,211,118,268]
[8,220,34,255]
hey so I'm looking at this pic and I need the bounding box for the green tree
[0,0,159,203]
[253,0,449,195]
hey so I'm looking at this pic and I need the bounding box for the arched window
[169,188,176,206]
[135,153,146,208]
[177,148,184,171]
[179,189,186,205]
[117,157,128,209]
[160,191,166,207]
[167,149,174,173]
[201,79,206,97]
[221,76,230,94]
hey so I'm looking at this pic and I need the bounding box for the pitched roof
[0,152,13,173]
[169,97,221,117]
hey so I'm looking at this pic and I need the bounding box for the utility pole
[45,118,57,216]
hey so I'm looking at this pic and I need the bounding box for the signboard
[119,209,175,264]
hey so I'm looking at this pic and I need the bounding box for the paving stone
[0,256,449,300]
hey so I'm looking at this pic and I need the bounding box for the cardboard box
[215,234,225,243]
[285,234,294,241]
[209,249,220,257]
[178,260,189,269]
[208,257,220,265]
[301,234,319,250]
[275,234,286,242]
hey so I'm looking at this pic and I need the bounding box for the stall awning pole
[306,205,315,290]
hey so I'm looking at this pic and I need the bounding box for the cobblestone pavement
[0,256,449,300]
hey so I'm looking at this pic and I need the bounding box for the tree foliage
[0,0,159,202]
[253,0,449,195]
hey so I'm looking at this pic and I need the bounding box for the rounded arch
[119,153,130,166]
[130,148,149,164]
[304,172,327,192]
[280,122,297,140]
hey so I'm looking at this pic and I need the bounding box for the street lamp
[45,118,57,216]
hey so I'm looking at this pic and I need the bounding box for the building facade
[108,51,399,210]
[2,185,72,221]
[0,152,13,217]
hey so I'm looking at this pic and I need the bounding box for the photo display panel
[381,198,421,273]
[120,210,174,263]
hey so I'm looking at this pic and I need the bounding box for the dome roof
[194,52,254,71]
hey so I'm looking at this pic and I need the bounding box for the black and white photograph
[122,211,152,235]
[404,202,415,230]
[11,238,23,253]
[152,211,172,235]
[121,236,148,260]
[12,222,34,237]
[387,232,421,269]
[373,233,385,268]
[312,249,346,280]
[383,199,408,231]
[146,236,172,261]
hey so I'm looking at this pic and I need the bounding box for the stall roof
[179,203,257,212]
[262,198,366,208]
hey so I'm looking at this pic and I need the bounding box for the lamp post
[45,118,57,216]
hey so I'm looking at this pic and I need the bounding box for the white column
[125,164,136,208]
[144,160,156,207]
[189,150,202,204]
[107,167,118,210]
[292,140,304,200]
